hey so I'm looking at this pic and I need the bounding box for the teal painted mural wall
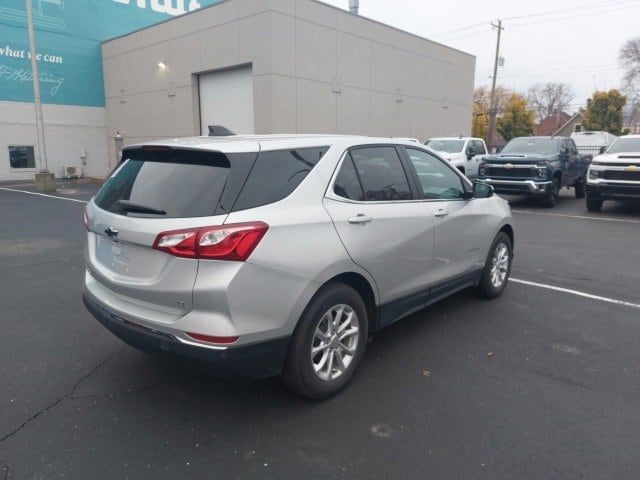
[0,0,219,107]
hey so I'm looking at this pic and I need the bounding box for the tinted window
[95,149,234,218]
[349,147,412,201]
[232,147,328,211]
[334,155,364,201]
[9,146,36,169]
[502,138,560,155]
[405,148,466,200]
[473,140,486,155]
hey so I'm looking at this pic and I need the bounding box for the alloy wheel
[490,242,510,288]
[311,304,360,381]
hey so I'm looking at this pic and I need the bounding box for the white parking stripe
[511,278,640,310]
[512,209,640,225]
[0,187,88,204]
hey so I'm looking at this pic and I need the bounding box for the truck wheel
[586,194,603,212]
[542,178,560,208]
[574,180,586,198]
[282,283,368,400]
[475,232,513,299]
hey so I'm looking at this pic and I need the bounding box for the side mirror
[473,181,494,199]
[599,146,606,155]
[466,147,474,160]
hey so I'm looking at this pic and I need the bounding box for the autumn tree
[527,82,575,122]
[472,86,510,139]
[496,94,535,142]
[583,90,627,135]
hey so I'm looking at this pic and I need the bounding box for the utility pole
[25,0,55,192]
[486,20,503,153]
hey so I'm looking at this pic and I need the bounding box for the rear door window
[349,147,412,201]
[232,147,328,211]
[334,155,364,201]
[94,148,244,218]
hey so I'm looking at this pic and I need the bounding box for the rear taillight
[83,206,89,231]
[153,222,268,261]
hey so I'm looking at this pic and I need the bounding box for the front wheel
[586,194,603,211]
[282,283,368,400]
[475,232,513,299]
[574,180,586,198]
[542,178,560,208]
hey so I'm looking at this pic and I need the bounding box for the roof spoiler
[208,125,236,137]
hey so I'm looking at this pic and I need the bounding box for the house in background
[536,111,584,136]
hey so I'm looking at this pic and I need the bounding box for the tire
[475,232,513,299]
[542,177,560,208]
[574,180,586,198]
[586,194,603,212]
[282,283,368,400]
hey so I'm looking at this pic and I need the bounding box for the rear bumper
[83,293,291,378]
[587,183,640,200]
[483,179,551,195]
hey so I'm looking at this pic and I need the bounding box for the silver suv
[83,135,515,399]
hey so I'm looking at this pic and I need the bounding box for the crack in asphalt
[0,349,121,445]
[513,264,593,282]
[0,461,13,480]
[68,378,180,402]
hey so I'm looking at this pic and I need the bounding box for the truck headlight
[589,169,599,180]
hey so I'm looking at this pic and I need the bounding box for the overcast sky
[323,0,638,112]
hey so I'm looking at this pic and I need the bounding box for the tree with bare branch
[620,36,640,131]
[527,82,576,122]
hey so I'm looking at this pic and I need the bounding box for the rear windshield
[501,138,560,155]
[232,147,328,211]
[95,149,236,218]
[94,146,328,218]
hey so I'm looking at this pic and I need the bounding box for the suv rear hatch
[85,146,258,318]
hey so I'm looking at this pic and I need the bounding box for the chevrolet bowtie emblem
[626,165,638,171]
[505,163,513,169]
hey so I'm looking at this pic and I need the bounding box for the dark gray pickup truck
[477,136,592,207]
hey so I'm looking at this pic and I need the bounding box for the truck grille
[487,167,537,179]
[601,171,640,181]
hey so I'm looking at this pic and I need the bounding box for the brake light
[83,206,89,231]
[153,222,268,261]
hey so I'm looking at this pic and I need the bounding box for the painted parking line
[512,209,640,225]
[0,187,88,204]
[511,278,640,310]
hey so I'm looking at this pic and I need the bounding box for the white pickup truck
[424,137,488,179]
[586,135,640,211]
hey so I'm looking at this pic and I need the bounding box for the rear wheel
[542,178,560,208]
[282,283,368,400]
[586,194,603,211]
[475,232,513,299]
[574,179,586,198]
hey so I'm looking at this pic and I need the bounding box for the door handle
[434,209,449,218]
[348,214,373,224]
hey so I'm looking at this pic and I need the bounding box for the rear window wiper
[115,200,166,216]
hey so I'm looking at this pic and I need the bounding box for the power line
[509,2,640,28]
[502,0,636,21]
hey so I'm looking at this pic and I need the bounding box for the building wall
[0,102,109,180]
[102,0,475,164]
[0,0,220,181]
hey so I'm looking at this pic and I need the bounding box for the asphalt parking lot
[1,182,639,479]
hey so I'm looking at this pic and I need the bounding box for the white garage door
[198,66,254,136]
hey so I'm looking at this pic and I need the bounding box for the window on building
[574,124,582,133]
[9,146,36,169]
